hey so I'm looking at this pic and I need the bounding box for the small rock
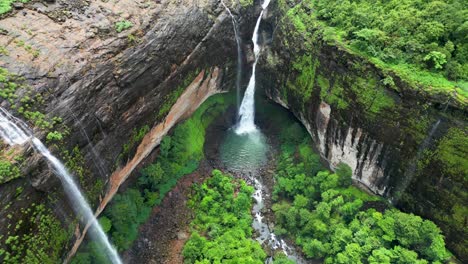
[12,2,24,9]
[177,231,188,240]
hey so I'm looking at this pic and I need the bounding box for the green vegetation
[46,131,64,142]
[0,46,8,55]
[72,241,113,264]
[0,0,30,15]
[61,146,104,206]
[0,203,72,263]
[116,125,149,166]
[183,170,266,263]
[281,0,467,104]
[349,76,394,118]
[319,76,348,110]
[0,67,63,130]
[272,122,451,263]
[156,70,200,120]
[73,91,235,262]
[115,20,133,33]
[0,159,21,184]
[289,55,318,105]
[238,0,253,8]
[13,38,40,59]
[400,127,468,259]
[434,128,468,178]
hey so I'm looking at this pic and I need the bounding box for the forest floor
[122,160,213,263]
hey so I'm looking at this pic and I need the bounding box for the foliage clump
[311,0,468,82]
[115,20,133,33]
[0,159,21,184]
[183,170,266,263]
[0,0,30,15]
[281,0,467,103]
[72,92,235,262]
[271,122,451,263]
[0,203,71,263]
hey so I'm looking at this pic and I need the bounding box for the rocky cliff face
[260,0,467,260]
[0,0,254,261]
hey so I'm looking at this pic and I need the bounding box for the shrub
[46,131,63,142]
[115,20,133,33]
[0,159,21,184]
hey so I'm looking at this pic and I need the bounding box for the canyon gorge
[0,0,466,263]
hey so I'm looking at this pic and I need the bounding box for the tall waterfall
[0,107,122,264]
[221,0,243,111]
[392,119,442,203]
[236,0,271,134]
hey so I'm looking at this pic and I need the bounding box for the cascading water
[0,107,122,264]
[236,0,271,134]
[392,119,442,203]
[221,0,243,111]
[221,1,308,261]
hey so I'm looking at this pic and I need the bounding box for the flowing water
[223,1,310,262]
[392,119,442,203]
[0,107,122,264]
[236,0,271,134]
[221,0,243,111]
[220,128,309,263]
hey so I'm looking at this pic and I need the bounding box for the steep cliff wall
[0,0,255,262]
[260,0,467,260]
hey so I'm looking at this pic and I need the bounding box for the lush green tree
[98,216,112,233]
[303,239,328,258]
[424,51,447,70]
[271,133,450,264]
[138,162,164,191]
[183,170,266,263]
[289,0,468,81]
[368,247,393,264]
[335,163,353,187]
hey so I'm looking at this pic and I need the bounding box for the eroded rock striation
[0,0,252,261]
[260,0,467,259]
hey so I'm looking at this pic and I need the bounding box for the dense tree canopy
[183,170,266,263]
[311,0,468,81]
[272,121,451,263]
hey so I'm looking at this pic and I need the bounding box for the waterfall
[393,119,442,202]
[221,0,243,111]
[0,107,122,264]
[236,0,271,134]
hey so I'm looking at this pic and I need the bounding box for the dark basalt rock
[260,0,467,260]
[0,0,256,260]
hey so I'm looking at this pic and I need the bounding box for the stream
[220,128,309,263]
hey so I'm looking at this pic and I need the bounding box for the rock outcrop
[260,0,467,260]
[0,0,253,261]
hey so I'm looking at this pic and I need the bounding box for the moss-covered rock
[260,0,467,260]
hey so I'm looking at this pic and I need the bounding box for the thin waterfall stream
[391,118,442,203]
[221,0,243,111]
[0,107,122,264]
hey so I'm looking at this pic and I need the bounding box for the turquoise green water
[220,129,269,173]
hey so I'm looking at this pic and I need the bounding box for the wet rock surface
[260,1,467,260]
[0,0,255,261]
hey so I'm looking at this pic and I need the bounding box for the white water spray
[0,107,122,264]
[236,0,271,134]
